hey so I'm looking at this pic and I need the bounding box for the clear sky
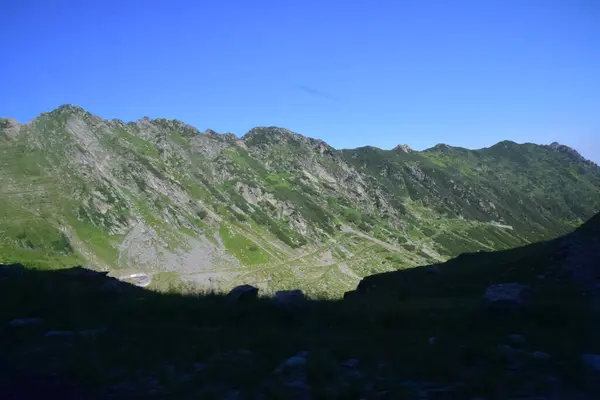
[1,0,599,162]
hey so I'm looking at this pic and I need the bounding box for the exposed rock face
[548,141,591,164]
[393,144,411,153]
[0,118,22,139]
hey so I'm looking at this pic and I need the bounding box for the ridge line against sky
[8,103,598,165]
[1,0,599,162]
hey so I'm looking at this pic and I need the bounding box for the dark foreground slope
[1,213,600,399]
[351,208,600,302]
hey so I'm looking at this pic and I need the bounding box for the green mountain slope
[1,105,599,296]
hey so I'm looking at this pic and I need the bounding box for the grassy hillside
[1,105,599,296]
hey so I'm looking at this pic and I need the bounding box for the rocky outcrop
[227,285,259,303]
[0,118,22,139]
[548,141,590,164]
[393,144,411,153]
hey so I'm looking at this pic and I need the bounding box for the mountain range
[1,105,599,296]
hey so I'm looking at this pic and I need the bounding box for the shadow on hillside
[1,218,600,399]
[353,210,600,301]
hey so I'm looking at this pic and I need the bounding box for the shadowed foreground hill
[350,208,600,302]
[1,212,600,399]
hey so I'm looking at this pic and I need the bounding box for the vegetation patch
[219,224,271,265]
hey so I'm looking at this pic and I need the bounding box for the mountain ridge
[1,105,599,296]
[2,104,592,163]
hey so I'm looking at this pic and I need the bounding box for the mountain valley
[1,105,599,297]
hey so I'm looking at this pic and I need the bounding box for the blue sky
[1,0,599,162]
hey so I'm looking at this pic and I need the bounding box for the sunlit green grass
[219,224,271,265]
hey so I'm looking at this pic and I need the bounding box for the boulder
[227,284,259,303]
[276,351,309,373]
[274,351,310,392]
[274,290,306,308]
[484,283,532,309]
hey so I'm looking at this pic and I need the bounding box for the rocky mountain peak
[0,118,20,129]
[242,126,298,147]
[220,133,239,142]
[152,118,201,137]
[137,116,153,123]
[429,143,454,153]
[393,144,412,153]
[54,104,87,114]
[43,105,104,126]
[0,118,22,139]
[548,142,586,162]
[491,140,519,149]
[244,126,293,138]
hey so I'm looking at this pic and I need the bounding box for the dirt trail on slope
[340,226,404,252]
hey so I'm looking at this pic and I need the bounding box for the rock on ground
[227,284,259,303]
[484,283,532,309]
